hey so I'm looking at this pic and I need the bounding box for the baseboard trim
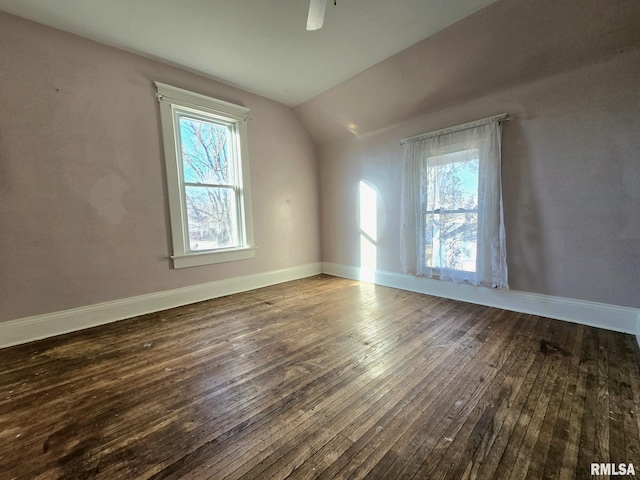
[3,262,638,350]
[322,262,640,336]
[0,262,322,349]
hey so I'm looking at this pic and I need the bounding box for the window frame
[155,82,255,269]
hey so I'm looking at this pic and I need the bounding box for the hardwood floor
[1,275,639,479]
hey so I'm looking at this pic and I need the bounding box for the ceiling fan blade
[306,0,327,31]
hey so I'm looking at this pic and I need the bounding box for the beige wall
[295,0,640,308]
[0,12,321,321]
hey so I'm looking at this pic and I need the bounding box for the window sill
[171,247,256,269]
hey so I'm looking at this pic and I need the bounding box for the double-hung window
[156,82,254,268]
[401,115,508,288]
[422,146,480,275]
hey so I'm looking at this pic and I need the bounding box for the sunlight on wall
[359,180,378,282]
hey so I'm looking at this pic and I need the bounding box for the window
[155,82,254,268]
[401,115,508,288]
[423,147,479,274]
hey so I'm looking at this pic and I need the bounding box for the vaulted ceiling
[0,0,497,106]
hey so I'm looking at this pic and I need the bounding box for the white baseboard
[322,262,640,337]
[0,262,322,349]
[3,262,638,350]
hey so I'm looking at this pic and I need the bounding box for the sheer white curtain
[400,116,508,289]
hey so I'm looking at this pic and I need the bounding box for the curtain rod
[400,113,510,145]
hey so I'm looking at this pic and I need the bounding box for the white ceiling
[0,0,498,106]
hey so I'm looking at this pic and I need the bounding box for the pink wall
[2,0,639,325]
[0,12,321,322]
[295,0,640,308]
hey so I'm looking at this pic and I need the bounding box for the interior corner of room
[4,0,639,349]
[1,0,640,477]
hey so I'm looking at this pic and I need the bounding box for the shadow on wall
[502,119,546,293]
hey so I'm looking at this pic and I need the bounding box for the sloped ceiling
[0,0,498,107]
[294,0,640,144]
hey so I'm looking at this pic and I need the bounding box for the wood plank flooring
[1,274,639,479]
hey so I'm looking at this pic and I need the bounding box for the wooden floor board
[386,313,528,480]
[537,325,584,480]
[1,275,639,479]
[507,320,573,479]
[231,301,472,480]
[493,320,567,480]
[459,323,540,480]
[452,317,561,480]
[158,294,454,480]
[314,309,504,480]
[412,316,543,480]
[468,319,554,480]
[619,334,640,473]
[426,318,532,480]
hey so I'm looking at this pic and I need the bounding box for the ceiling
[0,0,498,107]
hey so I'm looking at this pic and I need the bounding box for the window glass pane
[425,150,479,211]
[179,116,233,185]
[424,148,479,273]
[185,186,238,251]
[425,212,478,272]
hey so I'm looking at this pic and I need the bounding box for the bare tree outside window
[179,116,238,251]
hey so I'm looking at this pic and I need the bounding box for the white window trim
[155,82,255,268]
